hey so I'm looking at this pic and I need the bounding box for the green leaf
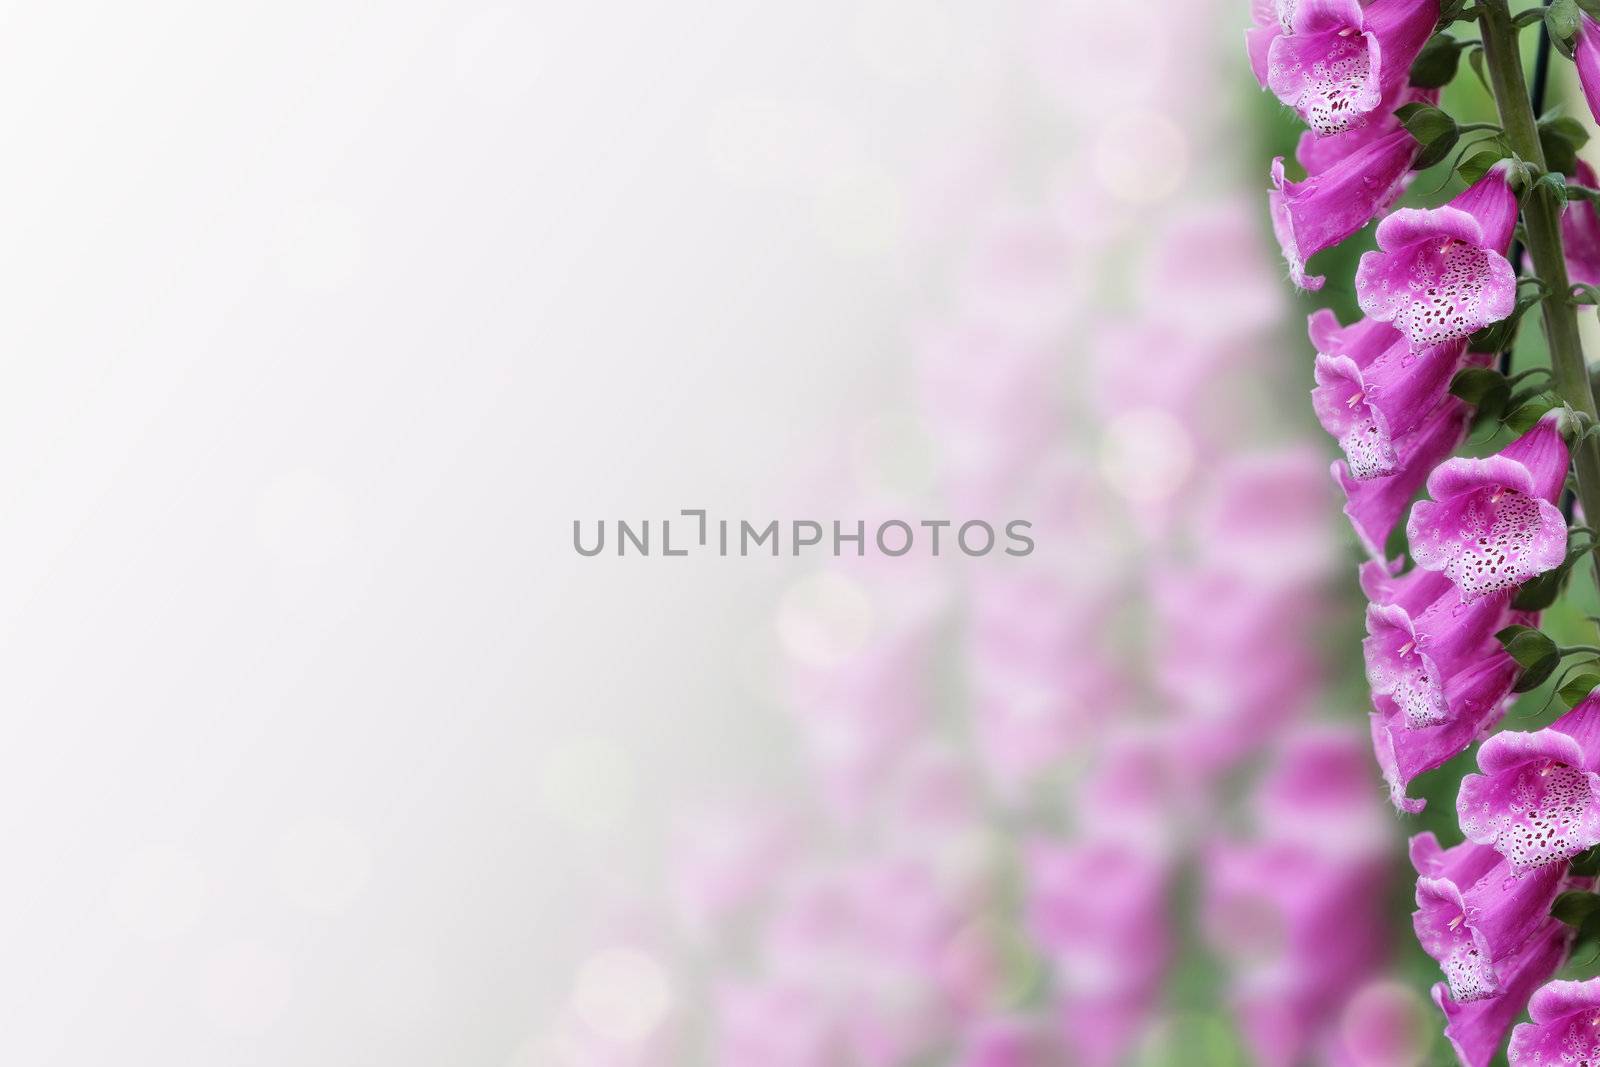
[1561,673,1600,708]
[1458,148,1509,185]
[1581,0,1600,20]
[1450,366,1510,404]
[1467,47,1491,93]
[1410,34,1464,88]
[1514,565,1569,610]
[1506,391,1562,434]
[1396,102,1460,169]
[1554,890,1600,928]
[1515,654,1562,693]
[1394,102,1454,138]
[1499,624,1563,693]
[1498,624,1559,668]
[1573,845,1600,877]
[1550,0,1583,57]
[1541,116,1591,176]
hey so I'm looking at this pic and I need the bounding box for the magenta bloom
[1406,415,1570,600]
[1566,161,1600,288]
[1458,697,1600,873]
[1335,398,1470,561]
[1508,978,1600,1064]
[1577,15,1600,127]
[1451,163,1521,255]
[1359,554,1454,614]
[1258,0,1437,136]
[1412,838,1566,1002]
[1355,205,1518,350]
[1435,924,1572,1067]
[1372,653,1520,812]
[1313,337,1467,479]
[1308,307,1405,368]
[1363,588,1511,729]
[1295,85,1437,176]
[1271,127,1420,290]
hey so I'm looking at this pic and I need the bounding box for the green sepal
[1458,146,1509,185]
[1540,116,1590,176]
[1560,673,1600,708]
[1499,624,1561,693]
[1554,889,1600,928]
[1550,0,1583,58]
[1410,34,1465,88]
[1396,102,1461,169]
[1505,391,1562,434]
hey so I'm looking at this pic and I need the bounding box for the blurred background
[0,0,1547,1064]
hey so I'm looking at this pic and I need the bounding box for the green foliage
[1411,35,1465,88]
[1540,116,1591,176]
[1553,889,1600,927]
[1559,671,1600,707]
[1499,624,1563,692]
[1549,0,1583,59]
[1396,102,1461,169]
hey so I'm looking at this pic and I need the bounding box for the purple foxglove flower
[1359,556,1455,614]
[1413,857,1565,1003]
[1264,0,1438,136]
[1508,978,1600,1064]
[1295,85,1439,176]
[1203,837,1389,1067]
[1336,399,1471,561]
[1451,163,1521,255]
[1410,831,1503,889]
[1313,337,1468,479]
[1458,697,1600,872]
[1246,0,1291,89]
[1372,652,1520,812]
[1435,923,1572,1067]
[1308,307,1405,370]
[1355,203,1518,351]
[1577,16,1600,127]
[1407,416,1571,600]
[1566,160,1600,288]
[1363,588,1511,728]
[1271,127,1421,291]
[1026,836,1170,1067]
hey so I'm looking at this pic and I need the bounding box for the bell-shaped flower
[1413,853,1566,1003]
[1246,0,1291,89]
[1410,832,1502,891]
[1308,308,1405,370]
[1449,162,1521,255]
[1313,337,1468,479]
[1566,160,1600,288]
[1359,556,1455,615]
[1577,15,1600,128]
[1372,652,1520,812]
[1364,587,1512,728]
[1434,923,1572,1067]
[1295,84,1438,176]
[1508,978,1600,1064]
[1260,0,1438,136]
[1407,414,1571,600]
[1458,695,1600,872]
[1336,398,1470,561]
[1271,127,1421,290]
[1355,203,1518,351]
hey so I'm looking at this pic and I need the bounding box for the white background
[0,1,1018,1062]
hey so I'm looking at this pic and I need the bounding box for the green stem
[1479,0,1600,599]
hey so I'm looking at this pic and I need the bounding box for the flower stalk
[1479,0,1600,599]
